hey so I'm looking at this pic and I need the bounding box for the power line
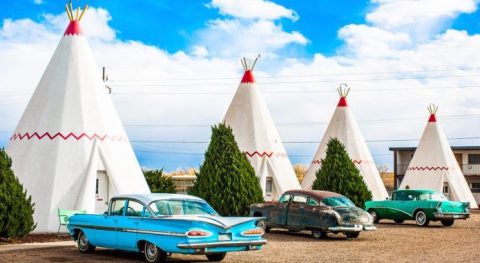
[123,113,480,128]
[130,136,480,144]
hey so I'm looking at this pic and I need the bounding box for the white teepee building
[301,85,388,200]
[6,4,150,232]
[399,105,478,208]
[223,57,301,200]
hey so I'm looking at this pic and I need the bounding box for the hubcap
[146,243,157,259]
[79,233,87,249]
[257,220,266,230]
[370,211,377,221]
[417,212,426,225]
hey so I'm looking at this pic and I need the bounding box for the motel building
[390,146,480,204]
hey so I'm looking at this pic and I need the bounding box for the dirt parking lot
[1,214,479,262]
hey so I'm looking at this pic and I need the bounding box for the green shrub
[312,138,372,207]
[189,123,263,216]
[143,169,176,193]
[0,148,36,238]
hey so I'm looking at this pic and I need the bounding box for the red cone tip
[428,114,437,122]
[241,70,255,84]
[64,21,83,36]
[337,97,348,107]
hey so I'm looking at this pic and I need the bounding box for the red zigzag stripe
[10,132,127,142]
[408,167,449,171]
[311,159,368,165]
[244,151,288,158]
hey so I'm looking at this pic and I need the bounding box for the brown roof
[284,189,343,200]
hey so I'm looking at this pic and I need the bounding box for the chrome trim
[328,225,364,232]
[69,224,186,237]
[433,212,470,219]
[177,240,267,249]
[363,225,377,231]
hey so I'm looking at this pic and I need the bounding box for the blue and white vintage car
[67,193,267,263]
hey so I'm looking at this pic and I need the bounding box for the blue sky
[2,0,480,171]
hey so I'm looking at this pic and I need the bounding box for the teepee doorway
[96,171,110,213]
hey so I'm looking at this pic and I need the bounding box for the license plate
[218,233,232,241]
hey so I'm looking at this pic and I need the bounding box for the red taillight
[186,230,211,237]
[242,228,264,236]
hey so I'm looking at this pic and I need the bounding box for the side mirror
[103,211,108,216]
[386,197,389,200]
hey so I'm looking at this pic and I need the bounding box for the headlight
[186,230,212,238]
[241,228,264,236]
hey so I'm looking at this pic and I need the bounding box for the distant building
[390,146,480,203]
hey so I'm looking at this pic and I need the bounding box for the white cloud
[196,19,307,57]
[208,0,298,21]
[367,0,477,41]
[2,2,480,171]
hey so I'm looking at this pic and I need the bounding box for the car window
[125,200,145,217]
[149,200,217,216]
[322,197,355,207]
[406,193,417,201]
[394,191,407,201]
[110,199,127,216]
[292,195,307,204]
[307,198,319,206]
[279,194,291,204]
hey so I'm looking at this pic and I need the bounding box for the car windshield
[149,199,218,216]
[418,192,448,201]
[322,197,355,207]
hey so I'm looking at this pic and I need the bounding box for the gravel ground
[1,214,479,263]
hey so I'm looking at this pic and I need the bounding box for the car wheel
[441,219,454,227]
[144,241,167,263]
[257,219,270,233]
[394,219,404,224]
[368,209,380,223]
[311,230,327,239]
[206,252,227,262]
[345,232,360,239]
[414,210,430,227]
[77,230,95,253]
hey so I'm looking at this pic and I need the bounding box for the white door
[96,171,109,214]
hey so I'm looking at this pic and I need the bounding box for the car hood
[333,206,372,224]
[161,215,258,229]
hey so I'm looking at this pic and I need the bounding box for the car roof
[284,189,344,200]
[394,189,437,194]
[111,193,205,206]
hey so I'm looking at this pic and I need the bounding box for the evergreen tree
[312,138,372,207]
[189,123,263,216]
[143,169,176,193]
[0,148,36,238]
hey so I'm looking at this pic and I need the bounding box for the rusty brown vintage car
[250,190,376,239]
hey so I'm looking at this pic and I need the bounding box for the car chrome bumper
[177,239,267,249]
[434,212,470,219]
[328,224,376,232]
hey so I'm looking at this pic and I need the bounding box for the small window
[471,183,480,193]
[443,185,449,194]
[125,200,145,217]
[307,198,319,206]
[279,194,291,204]
[468,154,480,164]
[266,178,273,194]
[110,199,126,216]
[95,179,99,194]
[292,195,307,204]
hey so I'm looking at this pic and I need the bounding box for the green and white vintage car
[365,189,470,227]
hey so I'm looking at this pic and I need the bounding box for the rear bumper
[434,212,470,219]
[177,239,267,249]
[328,224,376,232]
